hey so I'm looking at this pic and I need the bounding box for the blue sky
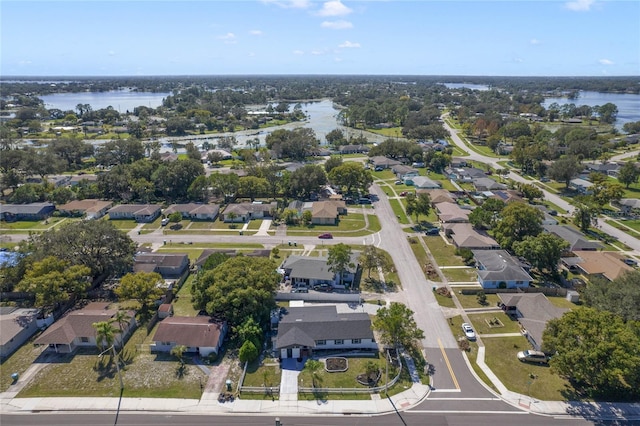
[1,0,638,76]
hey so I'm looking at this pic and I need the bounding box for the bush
[238,340,259,363]
[435,286,451,298]
[455,247,474,263]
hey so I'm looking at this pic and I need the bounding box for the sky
[1,0,639,77]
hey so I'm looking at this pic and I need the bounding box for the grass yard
[423,236,466,267]
[18,325,208,398]
[0,217,68,231]
[107,219,139,230]
[0,338,47,392]
[241,360,281,388]
[455,289,500,309]
[482,336,569,401]
[389,199,409,224]
[442,267,477,283]
[155,247,203,262]
[546,296,580,310]
[163,242,264,249]
[467,312,522,334]
[246,219,263,230]
[171,274,200,316]
[433,288,457,308]
[142,216,163,230]
[371,170,396,180]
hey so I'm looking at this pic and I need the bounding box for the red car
[318,233,333,239]
[400,191,408,196]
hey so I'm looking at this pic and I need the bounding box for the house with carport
[0,203,55,222]
[108,204,161,223]
[404,175,441,189]
[311,200,347,225]
[164,203,220,221]
[221,202,277,222]
[57,199,113,219]
[34,303,136,353]
[275,305,377,359]
[280,253,360,289]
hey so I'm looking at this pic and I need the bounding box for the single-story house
[391,164,419,180]
[569,178,594,194]
[202,149,233,163]
[486,190,523,204]
[473,250,532,289]
[339,144,370,154]
[164,203,220,221]
[543,225,603,252]
[34,303,136,353]
[46,175,72,187]
[585,162,621,177]
[151,316,227,358]
[160,152,179,162]
[280,253,359,289]
[221,202,277,222]
[446,167,486,182]
[404,176,441,189]
[275,305,377,359]
[422,189,456,205]
[67,174,98,186]
[570,250,634,281]
[0,203,55,222]
[435,202,470,223]
[0,307,40,359]
[498,293,568,351]
[369,156,401,170]
[311,200,347,225]
[618,198,640,216]
[57,199,113,220]
[133,253,190,279]
[108,204,161,223]
[473,177,507,192]
[444,223,500,250]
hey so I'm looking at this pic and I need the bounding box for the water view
[39,90,171,112]
[543,91,640,131]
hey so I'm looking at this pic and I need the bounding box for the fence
[298,349,403,395]
[236,361,281,395]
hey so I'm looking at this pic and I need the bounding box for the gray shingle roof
[275,306,374,349]
[473,250,532,282]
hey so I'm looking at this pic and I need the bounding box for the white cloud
[530,38,540,45]
[317,1,352,17]
[334,57,343,62]
[218,33,237,44]
[249,30,263,36]
[513,57,524,63]
[338,40,360,48]
[293,50,304,55]
[565,0,595,12]
[321,20,353,30]
[18,60,32,65]
[108,50,116,56]
[248,52,256,57]
[311,50,326,55]
[262,0,311,9]
[599,58,614,65]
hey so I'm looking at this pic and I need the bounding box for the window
[316,340,326,346]
[80,337,89,343]
[335,339,344,345]
[352,339,361,344]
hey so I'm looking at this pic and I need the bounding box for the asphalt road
[0,412,600,426]
[442,117,640,254]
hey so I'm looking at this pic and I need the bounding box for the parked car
[517,350,548,364]
[313,284,333,292]
[161,218,170,226]
[318,233,333,239]
[461,323,476,340]
[425,227,440,235]
[623,258,638,266]
[395,180,402,185]
[291,287,308,293]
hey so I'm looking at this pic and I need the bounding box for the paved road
[0,412,598,426]
[442,116,640,254]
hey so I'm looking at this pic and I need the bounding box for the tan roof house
[35,303,136,353]
[151,316,227,357]
[58,199,113,219]
[164,203,220,221]
[311,200,347,225]
[435,202,470,223]
[420,189,455,205]
[572,251,634,281]
[108,204,161,223]
[444,223,500,250]
[222,202,277,222]
[0,307,40,359]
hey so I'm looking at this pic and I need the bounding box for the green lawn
[467,312,522,334]
[546,296,580,310]
[171,275,200,316]
[442,267,478,282]
[423,236,466,267]
[241,360,281,388]
[389,199,409,224]
[18,326,207,398]
[107,219,139,230]
[483,336,569,401]
[0,338,47,392]
[155,247,203,262]
[371,170,396,180]
[455,289,500,309]
[0,217,68,231]
[433,289,457,308]
[142,216,163,230]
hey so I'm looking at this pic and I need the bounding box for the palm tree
[112,310,131,348]
[93,321,117,352]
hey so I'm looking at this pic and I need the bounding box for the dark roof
[473,250,532,282]
[543,225,603,251]
[275,306,374,349]
[134,253,188,268]
[152,316,225,348]
[0,202,54,215]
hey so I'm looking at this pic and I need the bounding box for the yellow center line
[438,337,460,390]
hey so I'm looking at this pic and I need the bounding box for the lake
[39,90,171,112]
[443,83,491,91]
[543,91,640,131]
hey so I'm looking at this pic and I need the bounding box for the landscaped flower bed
[324,357,348,372]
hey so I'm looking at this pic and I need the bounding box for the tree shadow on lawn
[362,277,398,293]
